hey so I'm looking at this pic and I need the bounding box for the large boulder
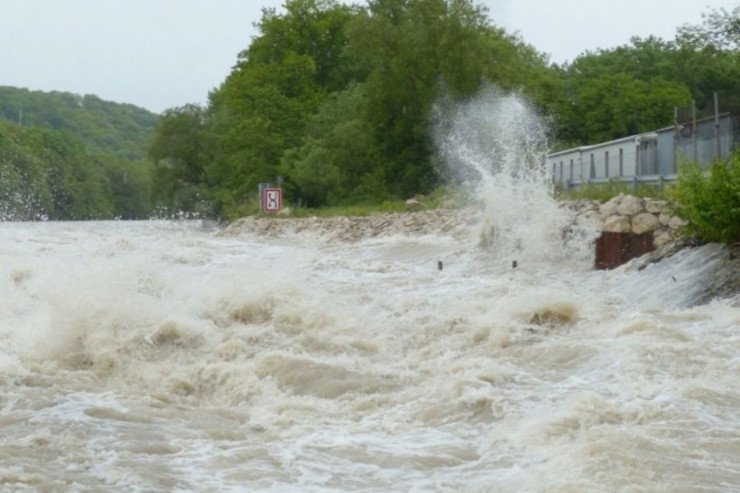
[598,195,621,220]
[653,228,673,248]
[604,215,631,233]
[631,212,660,235]
[658,212,672,226]
[617,195,644,216]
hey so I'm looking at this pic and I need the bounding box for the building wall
[548,113,738,186]
[588,139,639,179]
[548,138,639,183]
[656,130,676,175]
[547,149,583,183]
[674,115,738,167]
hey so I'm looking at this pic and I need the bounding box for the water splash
[0,221,736,490]
[434,87,587,262]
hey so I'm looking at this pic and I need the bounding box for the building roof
[547,112,735,159]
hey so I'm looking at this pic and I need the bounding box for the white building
[547,113,739,189]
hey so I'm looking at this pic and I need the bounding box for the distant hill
[0,86,158,159]
[0,86,158,220]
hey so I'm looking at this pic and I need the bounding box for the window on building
[560,161,563,181]
[569,159,574,180]
[619,148,624,176]
[605,151,609,177]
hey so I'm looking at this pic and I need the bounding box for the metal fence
[551,111,739,191]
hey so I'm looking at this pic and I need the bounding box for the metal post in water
[512,260,518,269]
[437,261,443,271]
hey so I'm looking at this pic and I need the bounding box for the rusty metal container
[595,232,655,270]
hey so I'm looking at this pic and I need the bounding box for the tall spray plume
[434,86,592,263]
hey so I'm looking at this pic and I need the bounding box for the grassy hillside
[0,86,158,159]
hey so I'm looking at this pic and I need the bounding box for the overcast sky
[0,0,734,113]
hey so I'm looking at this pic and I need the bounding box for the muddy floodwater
[0,219,737,492]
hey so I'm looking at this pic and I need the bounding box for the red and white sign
[262,188,283,212]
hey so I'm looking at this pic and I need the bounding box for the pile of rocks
[563,194,686,248]
[223,194,687,249]
[222,208,477,242]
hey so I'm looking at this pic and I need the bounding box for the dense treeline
[0,119,154,220]
[0,87,158,219]
[2,1,735,220]
[151,0,560,216]
[149,1,738,218]
[556,11,740,145]
[0,86,158,159]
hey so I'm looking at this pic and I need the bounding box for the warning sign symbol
[262,188,282,212]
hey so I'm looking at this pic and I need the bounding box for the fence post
[714,92,721,160]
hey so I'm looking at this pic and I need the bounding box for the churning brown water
[0,219,738,492]
[2,90,738,491]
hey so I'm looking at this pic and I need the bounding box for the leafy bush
[670,152,740,243]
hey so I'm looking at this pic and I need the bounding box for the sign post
[262,187,283,213]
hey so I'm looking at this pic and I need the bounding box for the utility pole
[18,109,23,126]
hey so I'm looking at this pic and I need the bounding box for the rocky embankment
[222,194,687,246]
[222,208,478,242]
[222,196,738,303]
[563,193,686,248]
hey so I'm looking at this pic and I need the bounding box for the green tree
[0,86,158,159]
[670,153,740,243]
[343,0,549,197]
[37,129,113,219]
[0,86,157,219]
[280,83,383,206]
[196,0,359,215]
[557,9,740,145]
[0,120,118,220]
[573,74,690,142]
[0,122,52,219]
[676,6,739,51]
[101,157,153,219]
[149,0,565,213]
[149,104,211,187]
[150,1,739,217]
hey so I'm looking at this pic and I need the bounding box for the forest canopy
[148,1,738,219]
[2,1,736,220]
[0,87,158,219]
